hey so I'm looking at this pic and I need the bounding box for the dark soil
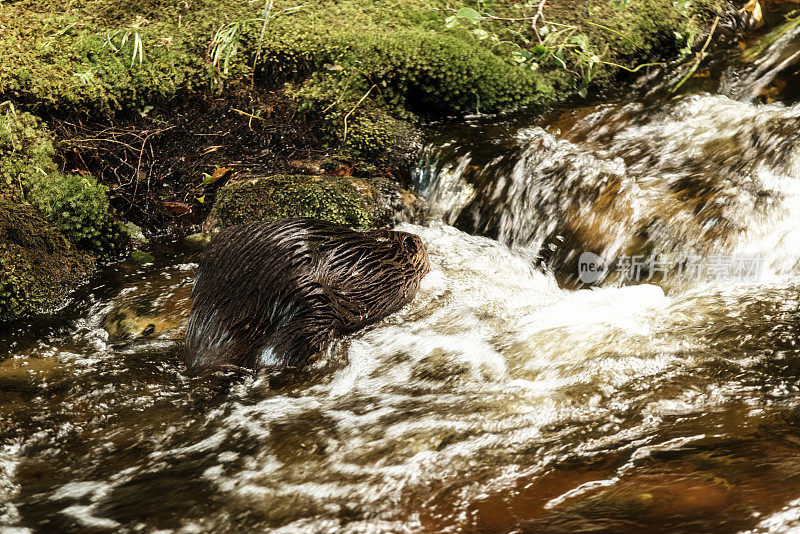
[50,85,411,234]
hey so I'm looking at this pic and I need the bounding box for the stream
[3,11,800,534]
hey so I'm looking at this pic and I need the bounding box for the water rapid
[3,15,800,534]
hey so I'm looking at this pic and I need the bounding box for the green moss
[27,172,127,255]
[130,250,155,264]
[0,109,127,255]
[320,103,419,163]
[0,108,57,194]
[0,0,248,117]
[211,174,375,229]
[1,0,721,120]
[0,0,722,195]
[0,197,94,322]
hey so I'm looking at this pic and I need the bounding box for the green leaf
[510,50,532,63]
[673,0,691,17]
[472,29,490,40]
[531,45,550,58]
[457,7,482,21]
[572,34,590,51]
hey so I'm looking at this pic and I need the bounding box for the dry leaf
[162,201,191,215]
[753,1,762,21]
[208,166,233,184]
[740,0,763,22]
[740,0,757,12]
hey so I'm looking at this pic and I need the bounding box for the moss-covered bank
[0,198,94,321]
[208,174,425,231]
[0,108,127,320]
[0,0,725,320]
[1,0,723,151]
[1,109,127,253]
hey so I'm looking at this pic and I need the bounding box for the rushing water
[4,16,800,534]
[416,94,800,289]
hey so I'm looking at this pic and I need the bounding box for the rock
[0,197,94,321]
[102,281,192,341]
[370,177,428,228]
[183,232,212,250]
[204,174,426,233]
[103,306,180,339]
[410,348,472,382]
[124,222,148,245]
[0,356,60,382]
[129,250,154,264]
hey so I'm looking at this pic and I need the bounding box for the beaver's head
[392,231,431,280]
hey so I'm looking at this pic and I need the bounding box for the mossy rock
[0,197,94,322]
[0,109,57,194]
[207,174,425,232]
[0,109,128,255]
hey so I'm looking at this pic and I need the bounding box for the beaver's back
[184,217,429,371]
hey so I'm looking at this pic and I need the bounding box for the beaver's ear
[402,235,418,253]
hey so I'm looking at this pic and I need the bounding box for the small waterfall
[720,14,800,103]
[416,94,800,286]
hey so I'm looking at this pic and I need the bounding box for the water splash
[4,223,799,532]
[418,94,800,286]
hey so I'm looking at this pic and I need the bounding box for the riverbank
[0,0,727,320]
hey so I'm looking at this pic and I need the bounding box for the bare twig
[72,137,139,152]
[322,70,357,113]
[321,66,383,116]
[231,107,269,122]
[342,85,376,144]
[530,0,549,42]
[672,15,720,93]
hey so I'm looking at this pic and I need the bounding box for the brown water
[4,14,800,534]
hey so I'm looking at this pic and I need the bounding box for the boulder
[0,197,94,321]
[204,174,426,233]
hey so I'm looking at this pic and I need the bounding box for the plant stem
[343,85,376,144]
[252,0,275,87]
[672,15,719,93]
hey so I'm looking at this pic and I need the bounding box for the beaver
[184,217,430,371]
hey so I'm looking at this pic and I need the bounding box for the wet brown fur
[184,217,430,371]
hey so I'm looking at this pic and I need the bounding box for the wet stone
[183,232,211,250]
[0,356,60,382]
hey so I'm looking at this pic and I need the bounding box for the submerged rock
[0,197,93,321]
[129,250,155,265]
[102,306,182,340]
[205,174,425,233]
[183,232,212,250]
[102,280,192,341]
[0,355,61,383]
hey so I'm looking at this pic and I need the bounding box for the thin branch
[343,85,376,144]
[71,137,139,152]
[672,15,720,93]
[530,0,549,43]
[231,107,269,122]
